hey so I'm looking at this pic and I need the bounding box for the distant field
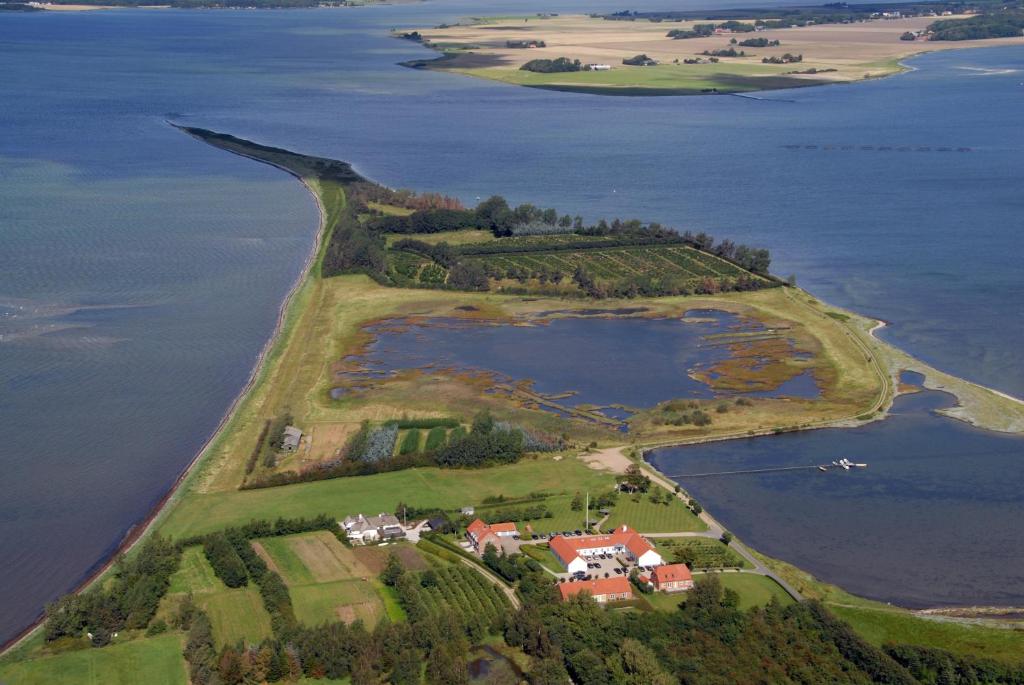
[0,634,186,685]
[255,531,386,627]
[404,13,1024,95]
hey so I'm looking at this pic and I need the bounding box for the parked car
[574,530,582,535]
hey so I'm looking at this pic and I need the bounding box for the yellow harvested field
[288,531,373,582]
[404,14,1024,92]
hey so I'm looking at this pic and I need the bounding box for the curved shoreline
[0,125,328,657]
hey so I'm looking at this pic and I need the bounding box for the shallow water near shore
[1,1,1023,644]
[649,386,1024,608]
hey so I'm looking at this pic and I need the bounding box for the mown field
[603,493,706,533]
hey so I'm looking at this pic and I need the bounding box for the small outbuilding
[281,425,302,452]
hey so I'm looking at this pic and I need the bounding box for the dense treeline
[521,57,583,73]
[928,11,1024,39]
[435,411,526,467]
[203,532,250,588]
[506,574,918,685]
[44,536,180,647]
[886,643,1024,684]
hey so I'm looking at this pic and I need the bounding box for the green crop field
[160,457,610,539]
[653,537,749,569]
[603,494,707,533]
[0,634,186,685]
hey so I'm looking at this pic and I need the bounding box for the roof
[652,563,692,584]
[467,518,516,542]
[343,513,402,533]
[548,525,655,563]
[558,576,633,601]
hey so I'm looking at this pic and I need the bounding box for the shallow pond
[648,379,1024,607]
[341,311,820,416]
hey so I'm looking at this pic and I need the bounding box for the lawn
[712,573,794,610]
[0,633,186,685]
[161,456,610,539]
[603,493,706,533]
[644,590,689,613]
[830,604,1024,665]
[519,544,565,573]
[254,531,386,628]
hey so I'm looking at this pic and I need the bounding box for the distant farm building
[559,576,634,603]
[281,426,302,452]
[586,63,612,71]
[341,513,405,544]
[549,525,663,574]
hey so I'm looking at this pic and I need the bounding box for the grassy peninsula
[397,7,1024,96]
[5,128,1024,684]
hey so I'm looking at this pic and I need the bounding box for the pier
[668,461,867,479]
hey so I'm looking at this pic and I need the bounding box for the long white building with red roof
[548,525,663,574]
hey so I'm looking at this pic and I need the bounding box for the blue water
[1,2,1022,643]
[347,311,818,411]
[649,387,1024,608]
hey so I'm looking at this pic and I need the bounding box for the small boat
[818,466,828,472]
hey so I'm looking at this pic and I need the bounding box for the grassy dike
[5,126,1024,676]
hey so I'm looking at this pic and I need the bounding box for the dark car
[574,530,582,536]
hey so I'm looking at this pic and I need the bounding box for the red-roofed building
[650,563,694,593]
[548,525,663,574]
[558,576,634,603]
[466,518,517,553]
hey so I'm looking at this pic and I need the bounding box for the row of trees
[928,11,1024,40]
[521,57,583,73]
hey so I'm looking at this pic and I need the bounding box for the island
[396,5,1024,96]
[3,127,1024,684]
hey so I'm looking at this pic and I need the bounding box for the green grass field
[290,580,383,627]
[519,544,565,573]
[161,457,610,539]
[0,634,186,685]
[603,494,707,533]
[166,546,273,647]
[830,604,1024,665]
[714,573,794,610]
[198,586,273,647]
[168,546,222,594]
